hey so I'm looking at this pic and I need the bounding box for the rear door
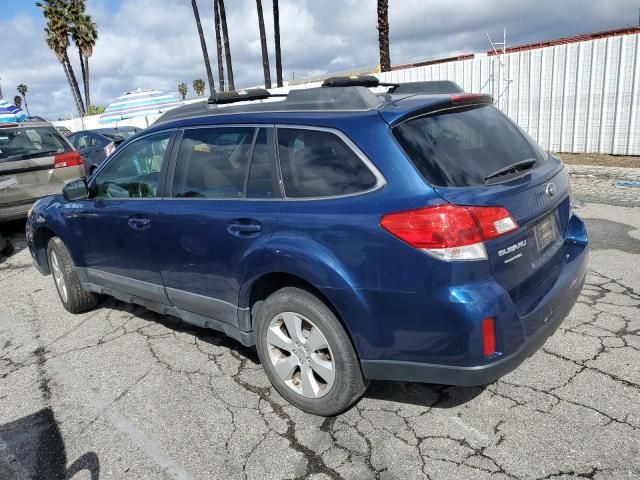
[155,125,282,329]
[393,104,571,317]
[0,125,76,205]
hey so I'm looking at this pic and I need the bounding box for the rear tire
[47,237,98,314]
[255,287,367,416]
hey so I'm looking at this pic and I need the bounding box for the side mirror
[112,135,125,145]
[63,178,89,201]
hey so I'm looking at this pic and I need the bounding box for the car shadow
[103,298,260,365]
[0,407,100,480]
[100,299,484,408]
[0,218,27,264]
[364,380,484,408]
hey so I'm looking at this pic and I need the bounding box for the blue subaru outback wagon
[27,77,588,415]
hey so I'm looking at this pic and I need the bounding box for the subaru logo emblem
[545,183,557,198]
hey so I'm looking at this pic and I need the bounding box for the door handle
[227,220,262,237]
[128,215,151,230]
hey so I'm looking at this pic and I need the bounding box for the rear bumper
[0,200,34,221]
[361,214,589,386]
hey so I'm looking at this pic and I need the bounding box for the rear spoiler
[381,93,494,127]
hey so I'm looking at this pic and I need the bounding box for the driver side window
[91,132,171,199]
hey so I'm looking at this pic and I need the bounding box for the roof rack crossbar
[321,75,399,89]
[208,88,287,105]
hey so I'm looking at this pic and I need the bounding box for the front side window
[172,127,255,199]
[91,132,171,199]
[277,128,377,198]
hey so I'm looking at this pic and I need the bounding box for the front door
[155,126,282,328]
[70,131,174,303]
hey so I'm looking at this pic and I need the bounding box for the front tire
[255,287,367,416]
[47,237,98,314]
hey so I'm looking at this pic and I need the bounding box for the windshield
[0,126,70,163]
[393,104,548,187]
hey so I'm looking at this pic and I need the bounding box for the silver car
[0,122,85,221]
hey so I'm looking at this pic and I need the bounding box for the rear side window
[393,105,548,187]
[0,127,70,163]
[71,133,103,149]
[277,128,377,198]
[246,129,279,198]
[173,127,255,199]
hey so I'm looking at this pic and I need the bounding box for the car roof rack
[155,85,383,124]
[154,77,471,126]
[207,88,287,105]
[321,75,398,89]
[321,75,464,95]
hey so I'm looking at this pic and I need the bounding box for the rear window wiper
[20,150,61,159]
[484,158,536,183]
[4,150,62,161]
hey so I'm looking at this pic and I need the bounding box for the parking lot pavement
[1,183,639,479]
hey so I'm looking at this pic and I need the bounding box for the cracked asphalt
[1,178,639,479]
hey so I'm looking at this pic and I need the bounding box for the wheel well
[33,227,57,274]
[249,273,344,331]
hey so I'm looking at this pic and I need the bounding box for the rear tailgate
[0,155,60,204]
[0,125,74,206]
[391,102,573,327]
[434,159,571,323]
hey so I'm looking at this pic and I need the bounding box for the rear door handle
[128,215,152,230]
[227,220,262,237]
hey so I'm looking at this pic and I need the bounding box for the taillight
[465,206,518,238]
[380,204,518,261]
[482,317,497,357]
[54,151,83,169]
[104,142,116,157]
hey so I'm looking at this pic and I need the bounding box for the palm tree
[13,95,22,110]
[255,0,271,89]
[217,0,234,90]
[178,82,188,100]
[377,0,391,72]
[37,0,85,116]
[70,8,98,110]
[273,0,283,87]
[193,79,206,96]
[213,0,225,91]
[17,84,30,116]
[190,0,215,96]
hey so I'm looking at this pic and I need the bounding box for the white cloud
[1,0,637,119]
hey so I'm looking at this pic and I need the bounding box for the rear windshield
[0,126,70,163]
[393,104,548,187]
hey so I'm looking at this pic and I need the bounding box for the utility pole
[0,77,3,99]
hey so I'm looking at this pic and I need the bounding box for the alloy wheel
[266,312,335,398]
[50,250,68,303]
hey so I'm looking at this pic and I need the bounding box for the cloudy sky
[2,0,638,119]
